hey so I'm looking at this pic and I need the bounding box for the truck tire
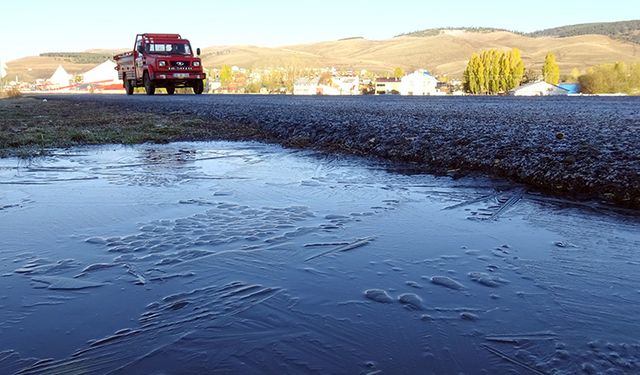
[124,78,134,95]
[192,80,204,95]
[166,86,175,95]
[143,72,155,95]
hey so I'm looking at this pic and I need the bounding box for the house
[510,81,570,96]
[374,77,401,94]
[399,70,438,95]
[293,77,320,95]
[331,75,360,95]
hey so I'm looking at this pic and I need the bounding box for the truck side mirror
[196,48,201,56]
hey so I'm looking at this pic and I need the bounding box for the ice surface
[1,141,639,374]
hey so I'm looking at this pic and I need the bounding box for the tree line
[529,20,640,45]
[462,49,525,94]
[40,52,112,64]
[578,62,640,94]
[463,50,562,94]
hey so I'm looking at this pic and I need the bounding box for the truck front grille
[170,61,190,69]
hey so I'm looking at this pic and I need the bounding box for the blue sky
[1,0,638,61]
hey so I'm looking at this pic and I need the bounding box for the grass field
[0,97,262,158]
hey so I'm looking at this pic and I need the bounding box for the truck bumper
[152,72,205,80]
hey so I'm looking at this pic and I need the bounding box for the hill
[396,27,520,38]
[4,49,126,82]
[401,20,640,44]
[529,20,640,44]
[200,31,640,78]
[5,23,640,81]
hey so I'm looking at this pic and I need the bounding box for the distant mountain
[401,20,640,45]
[396,27,520,38]
[39,52,118,65]
[200,31,640,78]
[5,50,126,82]
[529,20,640,44]
[5,22,640,82]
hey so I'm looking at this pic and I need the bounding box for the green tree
[569,67,581,82]
[392,67,405,78]
[507,48,525,88]
[499,52,511,92]
[542,52,560,85]
[578,62,640,94]
[464,48,524,94]
[220,64,233,86]
[463,53,484,94]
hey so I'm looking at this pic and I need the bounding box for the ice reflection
[0,141,639,374]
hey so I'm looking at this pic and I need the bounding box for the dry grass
[0,97,265,158]
[0,87,22,98]
[201,32,640,76]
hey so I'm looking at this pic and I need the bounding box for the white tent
[82,59,118,84]
[48,65,72,87]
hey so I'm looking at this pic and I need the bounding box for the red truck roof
[141,33,182,39]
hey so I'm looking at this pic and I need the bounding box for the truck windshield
[146,43,192,55]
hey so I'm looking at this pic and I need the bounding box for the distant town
[0,59,595,97]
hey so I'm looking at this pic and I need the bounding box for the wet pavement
[1,141,639,374]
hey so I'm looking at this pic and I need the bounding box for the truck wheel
[166,86,175,95]
[124,78,134,95]
[143,72,155,95]
[192,80,204,95]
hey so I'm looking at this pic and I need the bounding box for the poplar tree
[499,52,511,92]
[393,67,405,78]
[542,52,560,85]
[220,64,233,86]
[508,48,525,88]
[463,48,524,94]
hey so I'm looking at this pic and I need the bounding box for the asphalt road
[35,93,640,208]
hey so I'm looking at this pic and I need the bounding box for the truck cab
[115,33,206,95]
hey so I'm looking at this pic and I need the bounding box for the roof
[558,83,581,94]
[375,77,401,83]
[141,33,182,39]
[511,81,570,92]
[294,77,320,85]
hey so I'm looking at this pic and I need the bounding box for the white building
[400,70,438,96]
[510,81,569,96]
[331,75,360,95]
[293,77,320,95]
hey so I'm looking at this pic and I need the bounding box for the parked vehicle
[114,33,206,95]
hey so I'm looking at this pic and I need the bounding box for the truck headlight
[159,61,167,67]
[193,61,200,67]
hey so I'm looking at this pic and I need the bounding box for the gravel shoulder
[2,94,639,209]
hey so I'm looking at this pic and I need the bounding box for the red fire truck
[114,33,206,95]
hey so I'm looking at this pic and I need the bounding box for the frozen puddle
[1,141,639,374]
